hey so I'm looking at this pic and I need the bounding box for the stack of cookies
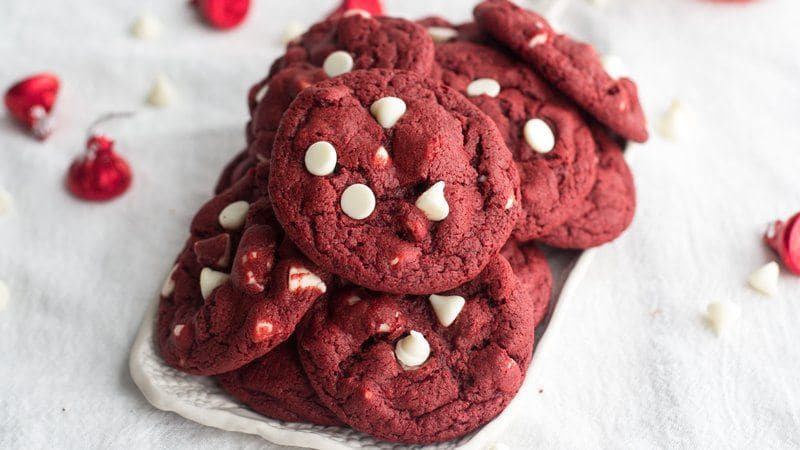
[156,0,647,444]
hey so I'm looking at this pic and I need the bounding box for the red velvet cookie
[157,166,329,375]
[215,149,256,194]
[473,0,648,143]
[297,255,535,444]
[539,127,636,249]
[276,15,434,77]
[433,40,598,241]
[216,338,343,426]
[501,241,552,327]
[269,69,520,295]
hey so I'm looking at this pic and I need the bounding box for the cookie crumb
[706,301,741,337]
[747,261,779,297]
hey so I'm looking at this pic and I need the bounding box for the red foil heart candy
[66,135,132,202]
[327,0,384,19]
[192,0,250,30]
[765,212,800,275]
[4,73,60,139]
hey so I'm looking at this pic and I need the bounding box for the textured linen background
[1,0,799,448]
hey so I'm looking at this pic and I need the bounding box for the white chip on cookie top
[466,78,501,98]
[374,146,389,166]
[304,141,337,176]
[429,294,465,327]
[415,181,449,221]
[253,320,274,342]
[282,21,306,44]
[288,266,327,293]
[323,51,354,77]
[341,184,376,220]
[601,54,627,80]
[395,330,430,368]
[346,295,362,305]
[254,83,269,104]
[370,97,406,128]
[172,324,185,337]
[343,9,371,18]
[161,263,179,297]
[427,26,458,43]
[199,268,229,300]
[524,118,555,154]
[505,195,515,210]
[528,33,548,48]
[218,201,250,230]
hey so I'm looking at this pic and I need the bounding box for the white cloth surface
[2,0,799,448]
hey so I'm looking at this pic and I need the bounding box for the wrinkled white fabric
[1,0,799,448]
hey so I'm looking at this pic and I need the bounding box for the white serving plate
[129,249,595,450]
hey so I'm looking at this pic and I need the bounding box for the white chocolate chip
[131,13,162,40]
[147,73,176,107]
[254,84,269,104]
[282,20,307,44]
[323,51,354,77]
[524,118,555,154]
[172,324,185,337]
[343,9,371,18]
[0,280,9,313]
[415,181,449,221]
[395,330,430,368]
[346,295,362,305]
[706,301,741,337]
[199,268,229,300]
[478,175,487,183]
[377,323,391,333]
[528,33,548,48]
[601,54,627,80]
[341,184,376,220]
[288,266,327,293]
[304,141,337,176]
[161,264,179,297]
[218,201,250,230]
[488,443,511,450]
[389,257,400,266]
[748,262,780,297]
[466,78,501,98]
[370,96,407,128]
[658,98,691,141]
[254,320,273,339]
[427,26,458,43]
[429,294,465,327]
[374,146,389,166]
[0,189,13,216]
[505,195,515,210]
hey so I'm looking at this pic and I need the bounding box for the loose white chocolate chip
[343,9,371,18]
[658,99,691,141]
[528,33,548,48]
[172,324,185,337]
[304,141,337,176]
[706,301,741,337]
[131,13,161,40]
[370,97,407,128]
[524,118,555,154]
[161,264,179,297]
[748,261,779,297]
[199,268,229,300]
[488,443,511,450]
[466,78,501,98]
[427,26,458,43]
[395,330,430,368]
[282,21,307,44]
[601,54,627,80]
[374,146,389,166]
[415,181,449,221]
[341,184,376,220]
[323,51,354,77]
[218,201,250,230]
[288,266,327,293]
[429,294,465,327]
[254,84,269,104]
[146,74,176,107]
[0,189,13,216]
[0,280,9,313]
